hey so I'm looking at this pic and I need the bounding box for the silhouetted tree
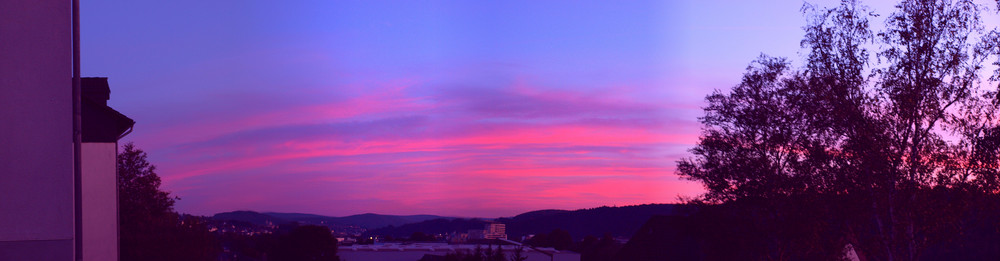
[527,229,573,250]
[575,234,621,261]
[410,231,436,241]
[526,233,549,248]
[267,225,339,261]
[119,142,174,222]
[509,246,528,261]
[678,0,1000,260]
[118,142,218,261]
[549,229,573,251]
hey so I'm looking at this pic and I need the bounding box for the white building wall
[0,0,74,260]
[82,142,118,261]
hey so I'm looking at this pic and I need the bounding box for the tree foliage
[526,228,573,250]
[266,224,340,261]
[119,142,175,219]
[118,142,218,261]
[678,0,1000,260]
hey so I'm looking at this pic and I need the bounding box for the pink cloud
[132,79,429,151]
[140,77,706,217]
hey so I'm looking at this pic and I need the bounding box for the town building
[484,223,507,240]
[463,222,507,241]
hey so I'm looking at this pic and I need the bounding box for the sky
[81,0,910,217]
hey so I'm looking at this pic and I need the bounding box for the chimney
[81,77,110,105]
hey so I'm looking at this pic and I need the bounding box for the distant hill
[366,204,692,240]
[510,209,571,220]
[365,218,490,238]
[262,212,330,220]
[214,204,691,240]
[212,211,288,226]
[261,212,344,228]
[331,213,447,230]
[211,211,451,229]
[499,204,692,240]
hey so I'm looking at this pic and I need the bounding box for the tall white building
[0,2,133,260]
[0,1,75,259]
[484,223,507,240]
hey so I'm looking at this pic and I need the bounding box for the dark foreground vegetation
[675,0,1000,260]
[119,143,340,261]
[118,143,219,261]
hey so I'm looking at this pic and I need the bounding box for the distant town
[202,204,686,260]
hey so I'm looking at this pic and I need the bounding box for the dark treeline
[676,0,1000,260]
[118,143,340,261]
[118,143,219,261]
[496,204,689,241]
[366,218,489,239]
[219,224,340,261]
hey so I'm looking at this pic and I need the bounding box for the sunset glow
[78,0,848,217]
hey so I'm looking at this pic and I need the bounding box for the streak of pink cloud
[140,75,709,216]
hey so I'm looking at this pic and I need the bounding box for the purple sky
[80,0,907,217]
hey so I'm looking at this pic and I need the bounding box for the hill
[500,204,692,240]
[510,209,571,220]
[366,204,692,240]
[212,211,450,229]
[212,210,288,226]
[365,218,490,238]
[330,213,447,230]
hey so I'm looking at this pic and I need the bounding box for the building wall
[0,0,74,260]
[485,223,506,239]
[82,142,118,261]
